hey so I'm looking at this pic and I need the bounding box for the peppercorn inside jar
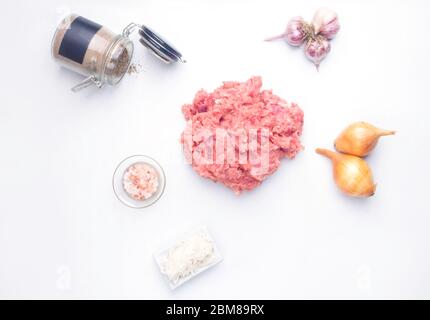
[52,14,134,92]
[52,14,185,92]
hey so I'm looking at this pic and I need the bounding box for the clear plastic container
[52,14,134,92]
[154,226,223,290]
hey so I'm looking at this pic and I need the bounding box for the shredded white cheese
[160,228,215,285]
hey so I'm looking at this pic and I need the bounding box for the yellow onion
[316,148,376,197]
[334,122,395,157]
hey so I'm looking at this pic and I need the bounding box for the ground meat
[181,76,304,194]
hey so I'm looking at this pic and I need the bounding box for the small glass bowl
[113,155,166,208]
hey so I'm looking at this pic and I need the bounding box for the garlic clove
[285,17,311,47]
[304,35,331,70]
[265,16,311,47]
[316,148,376,197]
[312,7,340,40]
[334,122,396,157]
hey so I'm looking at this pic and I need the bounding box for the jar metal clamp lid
[123,23,185,64]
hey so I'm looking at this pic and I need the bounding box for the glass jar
[112,155,166,209]
[52,14,184,92]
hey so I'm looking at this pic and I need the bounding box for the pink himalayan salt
[123,162,159,200]
[181,76,304,194]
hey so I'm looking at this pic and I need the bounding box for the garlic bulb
[304,35,331,70]
[265,16,311,46]
[312,7,340,39]
[316,148,376,197]
[335,122,395,157]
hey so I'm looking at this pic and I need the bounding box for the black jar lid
[138,25,185,64]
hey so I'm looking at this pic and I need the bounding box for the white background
[1,0,429,299]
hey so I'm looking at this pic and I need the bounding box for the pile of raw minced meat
[181,76,304,194]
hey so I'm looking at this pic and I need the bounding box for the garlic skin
[285,17,310,46]
[316,148,376,197]
[335,122,396,157]
[304,35,331,70]
[265,16,311,46]
[312,7,340,39]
